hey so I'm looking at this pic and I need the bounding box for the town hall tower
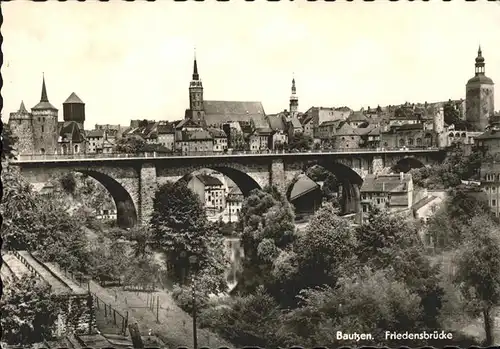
[466,46,495,131]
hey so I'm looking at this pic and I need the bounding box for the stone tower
[466,46,495,131]
[289,76,298,119]
[8,101,35,155]
[188,52,205,123]
[63,92,85,129]
[31,75,59,155]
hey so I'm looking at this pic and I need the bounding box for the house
[96,202,117,220]
[153,121,176,150]
[360,173,414,223]
[86,129,105,154]
[226,186,244,222]
[346,111,369,128]
[480,162,500,217]
[380,123,435,149]
[58,121,86,155]
[288,174,322,216]
[177,129,214,154]
[188,174,226,214]
[248,128,272,151]
[302,106,352,138]
[267,114,288,149]
[207,128,228,152]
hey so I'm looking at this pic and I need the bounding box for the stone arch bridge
[12,149,443,227]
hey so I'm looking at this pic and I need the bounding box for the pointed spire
[19,100,27,113]
[291,75,296,94]
[478,45,482,56]
[192,48,199,81]
[41,73,49,102]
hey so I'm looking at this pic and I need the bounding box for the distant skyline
[2,1,500,128]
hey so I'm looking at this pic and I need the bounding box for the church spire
[192,49,199,81]
[475,45,485,75]
[19,100,28,113]
[41,73,49,102]
[291,76,296,95]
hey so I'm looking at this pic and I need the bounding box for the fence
[93,294,129,335]
[13,146,441,162]
[53,262,129,336]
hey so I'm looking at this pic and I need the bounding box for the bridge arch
[177,165,262,196]
[287,160,364,215]
[79,170,138,228]
[393,156,425,173]
[18,165,139,229]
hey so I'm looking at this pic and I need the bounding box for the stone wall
[8,118,35,155]
[139,163,158,224]
[54,294,94,337]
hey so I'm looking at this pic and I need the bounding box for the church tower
[8,101,35,155]
[187,52,205,123]
[31,75,59,154]
[466,46,495,131]
[289,76,299,119]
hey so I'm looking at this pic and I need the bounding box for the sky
[2,1,500,129]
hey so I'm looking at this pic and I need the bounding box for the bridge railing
[12,146,440,162]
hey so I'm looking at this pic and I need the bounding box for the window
[399,139,405,146]
[41,125,44,133]
[493,200,497,207]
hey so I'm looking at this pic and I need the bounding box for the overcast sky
[2,1,499,128]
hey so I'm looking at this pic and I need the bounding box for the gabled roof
[361,174,412,193]
[59,121,85,142]
[207,128,227,138]
[267,115,286,131]
[203,100,266,125]
[176,118,202,129]
[289,117,302,128]
[87,129,105,138]
[64,92,84,104]
[289,175,320,201]
[181,129,213,141]
[196,174,223,186]
[347,112,368,122]
[335,122,358,136]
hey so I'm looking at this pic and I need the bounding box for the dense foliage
[0,276,60,345]
[411,145,484,189]
[150,181,227,294]
[195,192,481,347]
[115,135,147,153]
[1,123,19,161]
[286,133,313,151]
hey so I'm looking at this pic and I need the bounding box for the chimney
[400,172,404,182]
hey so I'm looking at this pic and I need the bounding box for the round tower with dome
[465,46,495,131]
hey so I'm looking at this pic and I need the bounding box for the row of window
[484,174,500,182]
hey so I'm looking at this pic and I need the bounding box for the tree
[59,172,77,195]
[1,166,40,250]
[284,269,424,347]
[1,123,18,161]
[454,213,500,346]
[0,276,60,345]
[115,135,146,153]
[229,128,247,151]
[287,133,312,151]
[355,208,444,330]
[291,203,358,293]
[237,186,296,295]
[150,181,227,293]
